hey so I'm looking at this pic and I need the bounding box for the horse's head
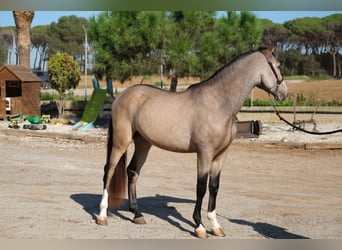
[258,46,288,101]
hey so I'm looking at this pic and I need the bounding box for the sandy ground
[0,116,341,239]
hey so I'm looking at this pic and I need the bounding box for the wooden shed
[0,64,41,119]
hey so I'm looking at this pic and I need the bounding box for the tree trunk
[337,52,341,79]
[331,47,338,78]
[33,46,39,69]
[13,11,34,69]
[57,96,65,119]
[170,75,178,92]
[169,69,178,92]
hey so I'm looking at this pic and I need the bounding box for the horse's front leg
[193,153,212,238]
[207,147,229,237]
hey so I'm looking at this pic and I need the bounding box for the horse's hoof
[96,216,108,226]
[133,216,146,224]
[195,225,208,238]
[211,227,225,237]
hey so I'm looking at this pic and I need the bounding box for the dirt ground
[0,119,341,239]
[251,79,342,102]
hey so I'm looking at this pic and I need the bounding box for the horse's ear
[268,45,275,54]
[261,45,275,61]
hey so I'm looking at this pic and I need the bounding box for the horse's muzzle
[276,81,288,101]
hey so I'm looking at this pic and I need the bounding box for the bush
[48,52,81,118]
[40,92,59,101]
[40,91,83,101]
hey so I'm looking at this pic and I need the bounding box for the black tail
[103,118,127,208]
[105,118,114,165]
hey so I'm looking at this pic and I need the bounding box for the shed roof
[0,64,41,82]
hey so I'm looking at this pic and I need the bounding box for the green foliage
[154,81,169,88]
[46,15,88,58]
[277,49,329,76]
[40,91,83,101]
[31,25,49,70]
[88,11,262,82]
[243,92,342,107]
[89,11,168,82]
[260,13,342,78]
[166,11,215,79]
[216,12,262,62]
[48,52,81,94]
[40,91,59,101]
[260,18,289,48]
[48,52,81,117]
[24,11,341,85]
[197,32,222,79]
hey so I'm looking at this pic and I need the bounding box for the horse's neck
[204,53,262,115]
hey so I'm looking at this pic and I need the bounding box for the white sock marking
[207,210,221,229]
[99,189,108,218]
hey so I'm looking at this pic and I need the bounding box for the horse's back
[113,84,180,115]
[112,84,197,151]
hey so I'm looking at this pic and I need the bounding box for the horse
[96,46,288,238]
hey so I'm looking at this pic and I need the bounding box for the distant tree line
[0,11,341,80]
[260,14,342,78]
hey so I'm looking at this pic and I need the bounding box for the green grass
[284,75,334,81]
[284,75,310,81]
[40,92,59,101]
[154,81,170,88]
[40,91,84,101]
[243,96,342,107]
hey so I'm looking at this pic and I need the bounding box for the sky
[0,11,342,27]
[1,10,341,69]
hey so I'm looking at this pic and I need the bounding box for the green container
[26,115,42,124]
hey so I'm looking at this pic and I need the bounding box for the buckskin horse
[96,46,288,238]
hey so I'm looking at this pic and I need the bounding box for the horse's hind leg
[127,133,152,224]
[97,146,128,226]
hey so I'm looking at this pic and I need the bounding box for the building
[0,64,41,119]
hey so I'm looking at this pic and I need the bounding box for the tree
[89,11,168,83]
[46,15,88,67]
[322,14,342,78]
[13,11,34,68]
[48,52,81,118]
[283,15,342,77]
[89,11,262,86]
[31,25,49,70]
[0,28,15,64]
[167,11,216,82]
[284,17,326,55]
[284,17,327,76]
[215,11,262,65]
[259,18,290,50]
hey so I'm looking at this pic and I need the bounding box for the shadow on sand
[228,219,309,239]
[70,194,309,238]
[70,193,196,236]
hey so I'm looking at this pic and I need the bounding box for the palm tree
[12,11,34,69]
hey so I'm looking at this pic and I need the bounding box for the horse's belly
[135,117,195,153]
